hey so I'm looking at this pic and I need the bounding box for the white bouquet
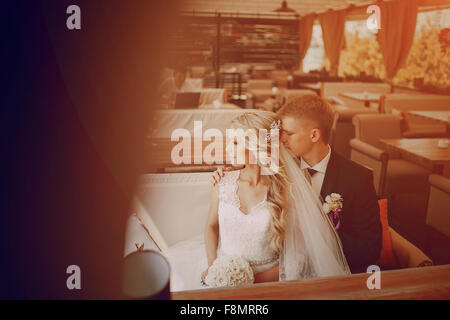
[204,255,254,287]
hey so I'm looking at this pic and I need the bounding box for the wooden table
[407,111,450,135]
[379,138,450,178]
[339,92,382,108]
[171,264,450,300]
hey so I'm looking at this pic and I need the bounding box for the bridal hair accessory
[265,119,281,143]
[323,193,344,230]
[203,255,254,287]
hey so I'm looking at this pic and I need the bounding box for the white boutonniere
[323,193,343,230]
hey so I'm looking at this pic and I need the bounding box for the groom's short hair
[277,95,334,143]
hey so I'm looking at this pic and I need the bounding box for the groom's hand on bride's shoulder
[211,166,232,186]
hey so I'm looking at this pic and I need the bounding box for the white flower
[204,255,254,287]
[216,276,226,286]
[324,193,344,213]
[330,193,341,199]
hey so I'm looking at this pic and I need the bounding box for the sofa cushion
[353,114,403,150]
[134,172,212,247]
[376,199,398,267]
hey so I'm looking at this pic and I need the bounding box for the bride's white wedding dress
[164,145,351,292]
[164,170,279,292]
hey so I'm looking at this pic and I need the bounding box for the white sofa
[125,172,213,257]
[123,213,160,257]
[124,172,434,272]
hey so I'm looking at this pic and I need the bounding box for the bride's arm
[204,184,220,267]
[254,264,279,283]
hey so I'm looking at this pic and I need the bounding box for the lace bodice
[218,170,279,271]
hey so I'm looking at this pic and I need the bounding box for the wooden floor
[171,265,450,300]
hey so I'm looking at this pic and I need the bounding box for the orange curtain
[377,0,419,79]
[298,14,315,70]
[319,9,346,76]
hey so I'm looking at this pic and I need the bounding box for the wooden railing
[171,264,450,300]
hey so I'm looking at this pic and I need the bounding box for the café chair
[321,82,390,109]
[246,79,275,109]
[379,93,450,138]
[426,174,450,238]
[392,107,447,138]
[280,89,316,101]
[330,108,378,159]
[269,70,290,88]
[262,89,318,112]
[389,227,433,268]
[349,114,430,198]
[321,82,391,99]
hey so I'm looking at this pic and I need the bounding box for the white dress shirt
[300,145,332,196]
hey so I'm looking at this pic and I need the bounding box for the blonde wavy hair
[231,111,290,253]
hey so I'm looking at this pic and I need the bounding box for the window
[302,22,324,73]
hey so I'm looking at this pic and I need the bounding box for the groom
[212,95,382,274]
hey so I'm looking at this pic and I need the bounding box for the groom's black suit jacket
[319,149,382,274]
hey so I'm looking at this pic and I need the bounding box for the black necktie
[307,168,317,177]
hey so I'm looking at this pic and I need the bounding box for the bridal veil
[278,145,351,280]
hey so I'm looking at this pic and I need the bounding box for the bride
[164,111,350,292]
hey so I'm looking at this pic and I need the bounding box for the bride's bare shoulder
[210,182,219,201]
